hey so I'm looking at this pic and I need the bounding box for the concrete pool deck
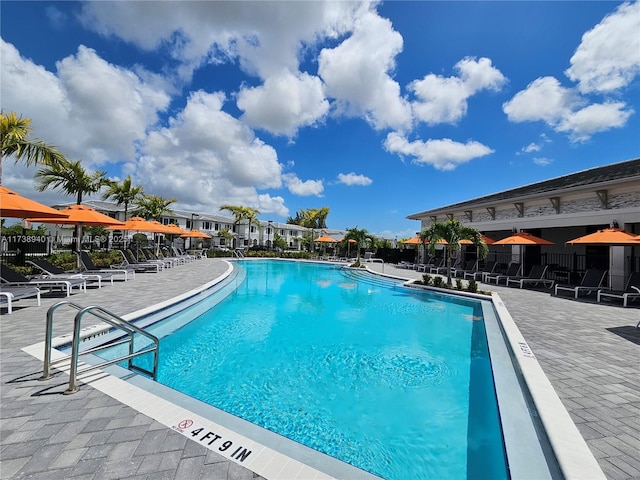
[1,258,639,479]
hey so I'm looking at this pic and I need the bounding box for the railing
[233,249,245,258]
[41,301,159,395]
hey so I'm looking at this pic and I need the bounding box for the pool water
[125,260,508,479]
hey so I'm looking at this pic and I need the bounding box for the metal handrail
[233,249,245,258]
[40,300,159,394]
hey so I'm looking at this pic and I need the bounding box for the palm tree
[35,159,108,252]
[101,175,144,221]
[1,111,66,184]
[220,205,260,249]
[343,226,375,261]
[420,219,488,286]
[134,194,176,220]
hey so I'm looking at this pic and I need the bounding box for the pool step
[341,267,403,289]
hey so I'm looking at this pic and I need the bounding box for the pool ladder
[40,300,159,395]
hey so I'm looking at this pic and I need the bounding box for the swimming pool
[98,260,509,479]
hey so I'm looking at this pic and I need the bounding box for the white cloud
[502,76,633,142]
[337,172,373,186]
[237,71,329,137]
[282,173,324,197]
[556,101,633,142]
[503,76,578,124]
[318,10,412,131]
[137,90,287,213]
[384,132,494,171]
[410,57,506,125]
[0,40,170,168]
[522,143,542,153]
[565,1,640,94]
[533,157,553,166]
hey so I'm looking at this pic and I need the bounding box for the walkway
[1,259,638,479]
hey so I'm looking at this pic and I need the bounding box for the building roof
[408,157,640,218]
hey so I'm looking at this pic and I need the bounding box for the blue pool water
[114,260,508,479]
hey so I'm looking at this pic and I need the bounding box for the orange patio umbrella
[315,234,337,243]
[0,186,69,219]
[180,229,212,239]
[27,204,125,264]
[163,223,188,236]
[493,232,554,246]
[459,234,496,245]
[26,204,125,227]
[494,232,554,275]
[402,237,447,245]
[110,217,171,234]
[565,228,640,246]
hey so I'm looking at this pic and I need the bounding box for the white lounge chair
[506,265,553,289]
[597,272,640,307]
[0,285,41,314]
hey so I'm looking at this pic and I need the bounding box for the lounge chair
[27,259,114,288]
[1,264,86,297]
[118,249,163,273]
[506,265,553,289]
[172,246,196,262]
[140,248,174,268]
[78,250,135,281]
[432,257,462,275]
[485,262,522,285]
[452,259,477,278]
[422,257,444,273]
[0,285,41,314]
[465,261,497,281]
[555,269,608,299]
[597,272,640,307]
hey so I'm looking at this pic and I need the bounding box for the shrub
[467,278,478,293]
[432,276,445,288]
[456,278,463,290]
[421,274,433,285]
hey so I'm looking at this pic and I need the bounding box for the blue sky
[2,1,639,238]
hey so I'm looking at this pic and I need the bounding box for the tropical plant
[419,219,488,286]
[216,227,235,248]
[273,232,287,252]
[287,207,329,229]
[134,194,176,220]
[101,175,144,221]
[343,226,376,260]
[35,159,109,251]
[1,111,66,184]
[219,205,260,249]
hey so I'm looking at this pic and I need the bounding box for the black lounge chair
[485,262,522,285]
[78,251,135,281]
[597,272,640,307]
[0,285,41,314]
[452,259,477,278]
[465,260,497,281]
[118,249,162,273]
[506,265,553,289]
[28,259,114,288]
[555,269,608,299]
[1,264,86,297]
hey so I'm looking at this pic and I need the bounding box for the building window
[202,221,211,230]
[214,223,219,231]
[186,219,192,229]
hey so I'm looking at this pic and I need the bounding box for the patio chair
[554,269,608,299]
[432,257,462,275]
[172,246,196,262]
[78,250,135,281]
[597,272,640,308]
[464,261,497,281]
[0,285,41,314]
[452,259,477,278]
[1,264,86,297]
[424,257,444,274]
[27,259,113,288]
[118,249,162,273]
[140,248,175,268]
[485,262,522,285]
[506,265,553,289]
